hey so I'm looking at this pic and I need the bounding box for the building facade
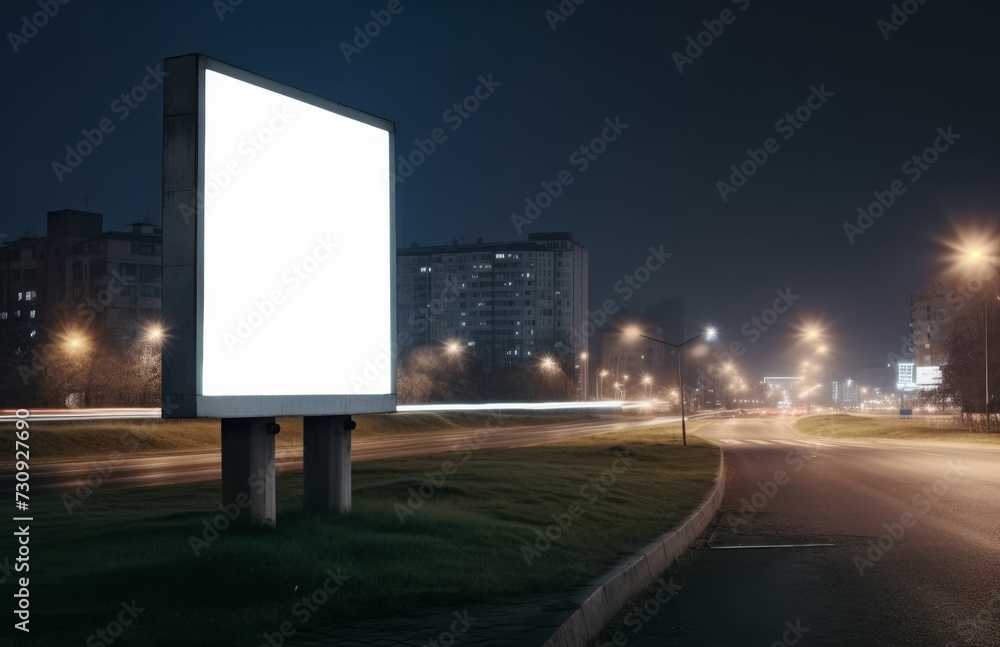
[396,232,588,370]
[1,210,163,347]
[909,280,954,372]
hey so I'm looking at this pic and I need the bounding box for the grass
[1,423,719,646]
[795,414,1000,443]
[0,411,610,461]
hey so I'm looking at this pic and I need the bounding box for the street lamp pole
[639,329,715,447]
[987,297,999,434]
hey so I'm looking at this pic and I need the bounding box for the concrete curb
[542,449,727,647]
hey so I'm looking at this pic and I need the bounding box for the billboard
[916,366,943,387]
[162,55,396,417]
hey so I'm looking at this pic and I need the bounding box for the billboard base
[221,417,279,527]
[303,416,354,513]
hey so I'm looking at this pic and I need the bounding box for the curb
[541,449,727,647]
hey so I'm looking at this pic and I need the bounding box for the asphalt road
[0,414,691,498]
[600,417,1000,647]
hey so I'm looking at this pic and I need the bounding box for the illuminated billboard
[916,366,943,387]
[162,55,396,417]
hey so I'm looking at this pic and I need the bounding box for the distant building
[396,232,588,370]
[832,378,860,406]
[762,376,802,407]
[0,210,163,346]
[857,361,892,393]
[909,280,954,374]
[597,314,669,399]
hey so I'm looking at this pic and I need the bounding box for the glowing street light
[145,324,165,343]
[598,369,609,401]
[629,324,718,446]
[62,330,87,354]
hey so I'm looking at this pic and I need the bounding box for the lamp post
[631,326,717,446]
[580,352,588,401]
[598,369,608,401]
[987,297,1000,434]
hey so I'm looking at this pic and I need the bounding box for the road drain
[701,531,847,549]
[708,543,836,550]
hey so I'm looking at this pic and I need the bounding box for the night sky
[3,0,998,379]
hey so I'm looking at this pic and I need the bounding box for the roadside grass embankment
[796,414,1000,444]
[1,422,719,646]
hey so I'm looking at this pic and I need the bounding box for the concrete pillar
[221,417,279,527]
[303,415,354,513]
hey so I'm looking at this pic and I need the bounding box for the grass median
[796,414,1000,443]
[3,421,719,646]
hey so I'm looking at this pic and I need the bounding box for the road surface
[600,417,1000,647]
[0,414,697,498]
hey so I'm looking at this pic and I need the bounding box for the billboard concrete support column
[221,417,279,527]
[303,416,354,513]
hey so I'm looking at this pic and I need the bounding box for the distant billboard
[162,55,395,418]
[916,366,943,387]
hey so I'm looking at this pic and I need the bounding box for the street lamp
[946,234,1000,433]
[598,369,608,401]
[642,374,653,400]
[580,352,589,401]
[627,325,717,446]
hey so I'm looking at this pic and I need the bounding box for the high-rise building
[832,378,860,406]
[910,280,954,371]
[396,232,588,369]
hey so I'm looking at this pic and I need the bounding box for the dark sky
[3,0,998,379]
